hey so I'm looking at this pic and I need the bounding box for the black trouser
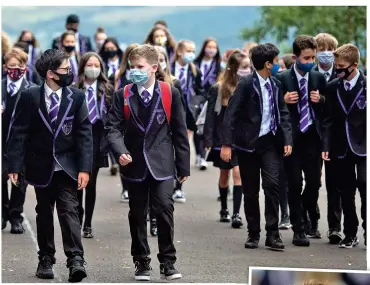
[333,151,366,237]
[126,174,176,264]
[35,171,83,260]
[278,156,289,219]
[237,133,280,237]
[2,171,27,224]
[284,126,322,233]
[193,132,205,159]
[77,167,99,229]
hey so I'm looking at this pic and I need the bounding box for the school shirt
[175,62,189,82]
[137,81,155,102]
[256,72,273,137]
[200,59,213,81]
[84,81,101,120]
[7,75,24,94]
[294,64,313,128]
[27,45,34,66]
[75,32,80,53]
[44,82,63,171]
[107,59,120,78]
[318,64,334,82]
[343,70,361,91]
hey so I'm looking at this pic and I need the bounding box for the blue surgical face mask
[269,63,280,76]
[296,60,315,73]
[317,51,334,66]
[183,52,195,64]
[129,69,149,86]
[220,62,227,69]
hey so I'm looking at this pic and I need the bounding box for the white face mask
[84,67,101,79]
[159,61,167,71]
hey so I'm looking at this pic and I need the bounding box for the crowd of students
[1,13,366,282]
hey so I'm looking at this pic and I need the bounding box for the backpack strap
[123,83,133,121]
[159,81,172,124]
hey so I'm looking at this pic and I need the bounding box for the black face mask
[63,45,75,53]
[52,71,74,87]
[22,40,33,46]
[335,63,355,80]
[105,50,118,59]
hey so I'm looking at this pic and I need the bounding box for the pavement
[1,148,366,283]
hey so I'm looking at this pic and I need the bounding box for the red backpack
[123,81,172,123]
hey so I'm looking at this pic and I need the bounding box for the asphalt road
[1,149,366,283]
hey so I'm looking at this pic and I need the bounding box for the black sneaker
[327,230,342,245]
[278,214,292,230]
[67,256,87,283]
[339,236,359,249]
[150,219,157,237]
[10,222,25,234]
[160,262,182,281]
[307,228,322,239]
[220,209,231,222]
[265,234,285,251]
[36,255,55,279]
[292,232,310,247]
[231,214,243,229]
[2,218,7,230]
[83,227,94,238]
[244,235,260,249]
[134,260,151,281]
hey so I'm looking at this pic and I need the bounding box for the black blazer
[204,83,223,148]
[52,34,92,54]
[194,58,221,94]
[2,78,37,173]
[222,71,292,151]
[322,72,366,157]
[26,64,43,85]
[105,80,190,181]
[6,85,93,187]
[116,70,132,90]
[275,66,327,143]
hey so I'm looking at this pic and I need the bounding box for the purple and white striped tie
[49,93,59,126]
[179,67,186,92]
[345,82,351,91]
[87,87,97,124]
[69,58,77,83]
[9,82,16,96]
[265,82,276,132]
[141,90,151,105]
[299,78,310,133]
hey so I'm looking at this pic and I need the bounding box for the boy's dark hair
[66,14,79,24]
[35,49,69,79]
[154,20,167,27]
[13,41,29,54]
[250,43,280,71]
[292,35,317,57]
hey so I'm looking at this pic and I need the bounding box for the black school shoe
[134,260,151,281]
[339,236,359,249]
[219,209,231,222]
[244,235,260,249]
[36,255,55,279]
[327,230,342,245]
[231,214,243,228]
[10,222,25,234]
[292,232,310,247]
[160,262,182,281]
[265,234,285,251]
[2,218,7,230]
[83,227,94,238]
[67,256,87,283]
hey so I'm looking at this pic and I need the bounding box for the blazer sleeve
[104,89,129,161]
[318,73,328,103]
[276,79,293,147]
[74,93,93,173]
[203,85,218,148]
[193,66,205,97]
[32,68,43,86]
[6,90,32,173]
[170,86,191,177]
[321,82,335,153]
[173,79,186,111]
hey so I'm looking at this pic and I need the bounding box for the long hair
[219,49,246,103]
[144,27,176,52]
[195,37,221,63]
[77,52,113,104]
[174,40,197,76]
[116,43,139,81]
[17,30,40,48]
[1,32,11,56]
[154,46,173,84]
[98,37,123,63]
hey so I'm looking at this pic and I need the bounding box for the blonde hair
[303,280,331,285]
[1,32,11,56]
[3,47,28,65]
[128,44,159,65]
[115,42,140,89]
[314,33,338,51]
[333,43,360,63]
[174,40,197,76]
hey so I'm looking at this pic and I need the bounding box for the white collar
[318,64,333,76]
[294,64,309,83]
[7,76,24,88]
[84,80,97,92]
[344,70,361,89]
[176,61,189,71]
[256,72,271,88]
[44,82,63,98]
[137,80,156,97]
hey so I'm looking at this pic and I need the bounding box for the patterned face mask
[7,67,26,82]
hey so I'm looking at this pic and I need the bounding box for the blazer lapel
[252,72,263,115]
[270,77,280,124]
[55,86,73,138]
[126,84,145,132]
[38,85,53,134]
[145,82,162,135]
[290,66,300,93]
[2,80,7,103]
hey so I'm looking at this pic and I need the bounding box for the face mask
[183,52,195,64]
[105,50,118,59]
[296,60,315,73]
[317,51,334,65]
[220,62,227,69]
[84,67,101,79]
[51,71,74,87]
[237,67,251,77]
[7,67,26,82]
[63,45,75,53]
[335,63,355,80]
[129,69,150,86]
[23,40,33,46]
[95,40,105,50]
[155,37,167,46]
[269,63,281,76]
[205,48,217,58]
[159,61,167,71]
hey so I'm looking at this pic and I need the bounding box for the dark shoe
[278,215,292,230]
[10,222,25,234]
[339,236,359,249]
[244,235,260,249]
[307,228,322,239]
[36,256,55,279]
[160,262,182,281]
[2,218,7,230]
[150,219,157,237]
[83,227,94,239]
[231,213,243,229]
[67,256,87,283]
[219,209,231,222]
[327,230,342,245]
[110,164,118,176]
[265,234,285,251]
[292,232,310,247]
[134,260,151,281]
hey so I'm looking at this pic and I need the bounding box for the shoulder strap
[123,83,133,121]
[159,81,172,123]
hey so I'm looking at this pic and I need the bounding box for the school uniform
[77,81,111,236]
[322,71,366,247]
[222,71,292,249]
[276,65,327,244]
[52,34,92,54]
[106,58,121,79]
[26,64,43,85]
[69,54,79,84]
[116,70,132,91]
[2,76,36,233]
[166,46,175,65]
[27,45,41,67]
[6,83,93,279]
[194,58,221,93]
[105,80,190,272]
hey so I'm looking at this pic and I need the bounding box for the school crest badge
[356,94,366,110]
[157,111,165,125]
[62,121,73,135]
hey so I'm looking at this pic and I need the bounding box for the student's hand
[78,172,89,190]
[220,145,232,162]
[1,105,4,113]
[322,152,330,161]
[119,153,132,166]
[283,145,292,157]
[8,173,19,186]
[284,91,299,104]
[310,90,321,103]
[179,176,188,183]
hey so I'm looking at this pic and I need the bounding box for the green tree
[241,6,367,64]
